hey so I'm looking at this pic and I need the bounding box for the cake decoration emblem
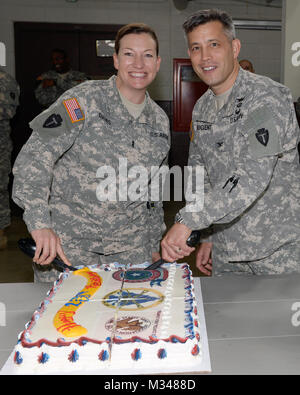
[103,288,164,311]
[105,316,151,335]
[113,268,168,287]
[53,268,102,337]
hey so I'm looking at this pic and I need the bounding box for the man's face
[113,33,161,100]
[52,52,69,73]
[187,21,241,95]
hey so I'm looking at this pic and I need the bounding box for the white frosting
[160,263,176,338]
[12,263,202,374]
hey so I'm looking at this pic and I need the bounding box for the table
[1,274,300,375]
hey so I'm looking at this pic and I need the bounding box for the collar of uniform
[106,75,156,128]
[215,68,247,119]
[194,68,248,124]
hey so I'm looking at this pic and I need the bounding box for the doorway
[13,21,123,160]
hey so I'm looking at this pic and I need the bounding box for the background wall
[0,0,283,101]
[282,0,300,101]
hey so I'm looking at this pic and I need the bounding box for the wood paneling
[173,58,208,132]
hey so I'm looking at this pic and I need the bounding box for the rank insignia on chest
[255,128,269,146]
[63,97,85,123]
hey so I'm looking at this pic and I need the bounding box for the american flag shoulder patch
[63,97,85,123]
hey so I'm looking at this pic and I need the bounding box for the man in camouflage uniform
[13,24,170,282]
[161,9,300,276]
[0,68,19,249]
[35,49,88,108]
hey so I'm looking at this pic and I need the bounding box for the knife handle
[186,230,201,247]
[18,238,77,272]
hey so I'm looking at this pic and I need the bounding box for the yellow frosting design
[53,268,102,337]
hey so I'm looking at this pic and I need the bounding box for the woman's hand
[31,228,72,267]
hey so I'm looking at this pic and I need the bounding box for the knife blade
[18,238,77,272]
[144,230,201,270]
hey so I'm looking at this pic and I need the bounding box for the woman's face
[113,33,161,102]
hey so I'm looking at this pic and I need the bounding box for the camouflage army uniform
[0,68,19,230]
[35,69,88,108]
[179,68,300,275]
[13,76,170,282]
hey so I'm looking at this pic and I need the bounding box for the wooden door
[173,58,208,132]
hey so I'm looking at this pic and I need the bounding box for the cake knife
[18,238,78,272]
[144,230,201,270]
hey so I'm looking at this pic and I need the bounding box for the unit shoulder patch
[244,107,282,159]
[29,96,85,143]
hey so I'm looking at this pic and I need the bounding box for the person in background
[161,9,300,276]
[239,59,255,73]
[13,23,170,282]
[0,68,20,249]
[35,48,89,108]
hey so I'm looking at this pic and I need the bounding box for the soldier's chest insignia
[229,97,244,124]
[43,113,63,128]
[256,128,269,146]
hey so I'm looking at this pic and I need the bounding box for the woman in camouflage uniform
[13,24,170,282]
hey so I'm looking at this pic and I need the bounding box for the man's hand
[161,223,195,262]
[42,78,55,88]
[196,242,212,276]
[31,228,71,267]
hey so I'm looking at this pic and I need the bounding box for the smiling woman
[113,24,161,104]
[12,22,170,282]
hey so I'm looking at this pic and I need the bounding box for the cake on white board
[12,263,202,374]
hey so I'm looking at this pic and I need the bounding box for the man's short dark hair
[115,23,159,56]
[183,9,236,41]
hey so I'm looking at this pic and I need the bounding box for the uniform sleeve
[179,90,298,231]
[55,71,89,97]
[148,201,166,253]
[12,92,86,233]
[0,74,20,120]
[148,115,170,253]
[182,126,213,242]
